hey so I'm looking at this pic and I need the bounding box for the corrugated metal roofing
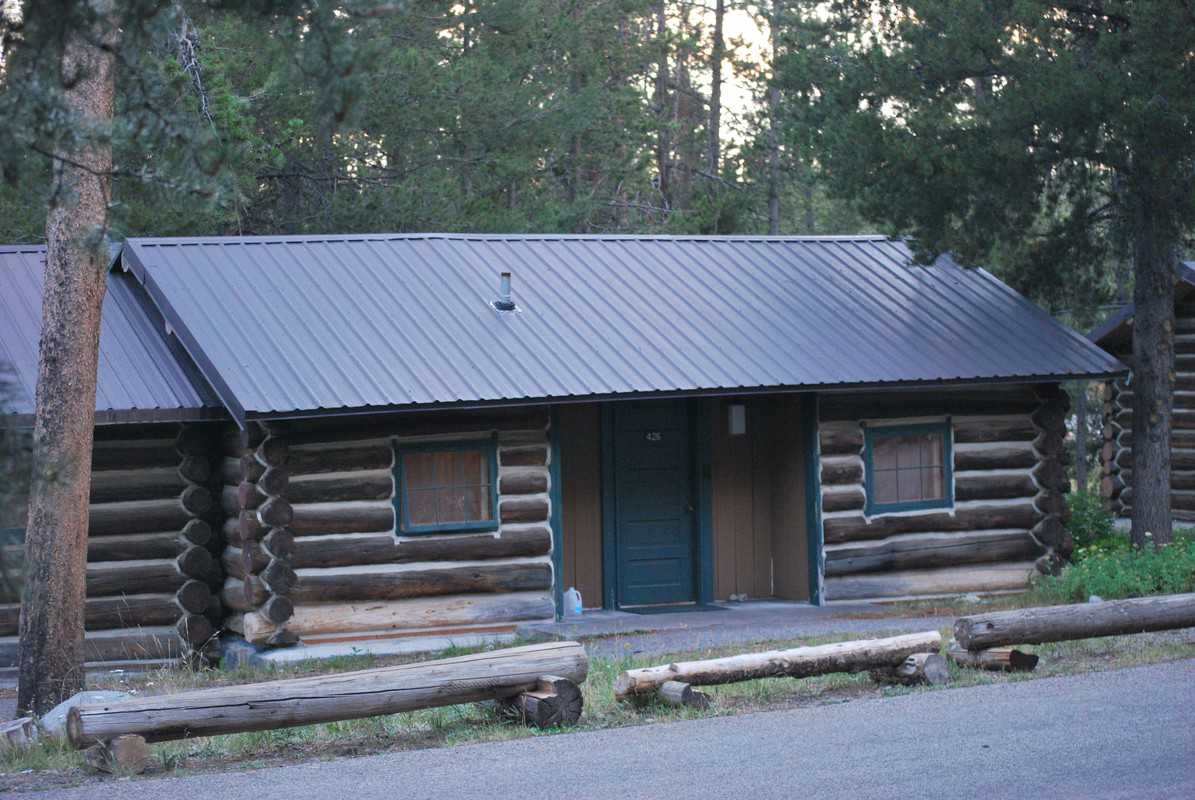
[0,245,218,423]
[122,234,1126,421]
[1089,261,1195,346]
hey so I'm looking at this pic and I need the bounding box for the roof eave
[120,246,248,428]
[239,370,1130,422]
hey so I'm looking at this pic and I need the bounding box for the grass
[2,617,1193,793]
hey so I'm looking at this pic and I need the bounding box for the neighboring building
[1090,263,1195,523]
[0,235,1125,664]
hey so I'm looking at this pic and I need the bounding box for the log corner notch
[221,422,296,647]
[1099,379,1127,517]
[497,675,584,728]
[1030,384,1072,575]
[174,423,219,662]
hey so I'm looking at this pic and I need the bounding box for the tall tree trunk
[653,0,671,210]
[18,1,117,715]
[766,1,783,234]
[1075,382,1088,491]
[1129,186,1175,548]
[707,0,725,177]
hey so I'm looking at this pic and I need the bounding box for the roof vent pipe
[494,271,516,311]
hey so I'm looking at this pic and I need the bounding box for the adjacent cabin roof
[0,246,219,423]
[1089,261,1195,348]
[121,234,1124,424]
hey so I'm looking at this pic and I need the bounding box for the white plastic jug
[564,586,583,617]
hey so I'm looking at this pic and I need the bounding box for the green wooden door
[613,400,696,606]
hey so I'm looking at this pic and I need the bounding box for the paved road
[17,660,1195,800]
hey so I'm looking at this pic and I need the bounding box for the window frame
[863,421,954,516]
[393,438,500,535]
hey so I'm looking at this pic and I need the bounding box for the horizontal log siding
[818,387,1054,601]
[0,423,221,665]
[268,411,556,642]
[1103,302,1195,521]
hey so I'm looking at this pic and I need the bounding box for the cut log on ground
[83,734,150,775]
[613,631,941,700]
[946,641,1038,672]
[953,593,1195,650]
[657,680,711,709]
[67,641,588,746]
[496,675,584,728]
[869,653,950,686]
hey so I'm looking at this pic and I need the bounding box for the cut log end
[946,641,1039,672]
[869,652,950,686]
[657,680,711,709]
[497,675,583,728]
[83,735,150,775]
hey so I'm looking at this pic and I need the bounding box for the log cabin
[0,235,1124,663]
[1090,262,1195,523]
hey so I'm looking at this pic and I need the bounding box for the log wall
[0,422,221,666]
[818,385,1066,602]
[223,410,556,644]
[1100,301,1195,521]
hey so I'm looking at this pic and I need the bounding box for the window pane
[897,468,922,502]
[869,427,948,508]
[402,447,492,529]
[923,465,945,500]
[874,439,900,470]
[874,468,899,504]
[406,488,439,526]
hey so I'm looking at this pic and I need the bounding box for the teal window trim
[863,421,954,516]
[393,437,500,535]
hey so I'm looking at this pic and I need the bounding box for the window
[863,422,953,514]
[394,441,498,534]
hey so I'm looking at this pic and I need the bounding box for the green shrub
[1065,489,1114,549]
[1036,535,1195,603]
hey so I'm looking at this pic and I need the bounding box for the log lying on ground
[946,641,1038,672]
[869,653,950,686]
[497,675,584,728]
[657,680,711,709]
[954,593,1195,650]
[67,641,588,746]
[613,631,942,701]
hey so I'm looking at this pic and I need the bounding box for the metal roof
[121,233,1126,423]
[0,246,219,423]
[1089,261,1195,347]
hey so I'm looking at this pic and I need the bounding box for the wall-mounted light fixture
[728,403,747,436]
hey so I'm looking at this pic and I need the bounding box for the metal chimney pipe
[494,271,516,311]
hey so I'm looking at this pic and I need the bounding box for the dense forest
[0,0,1127,322]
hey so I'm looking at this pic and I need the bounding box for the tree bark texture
[1129,186,1176,546]
[68,641,588,745]
[18,0,117,715]
[613,631,941,699]
[707,0,725,176]
[766,1,783,234]
[953,594,1195,650]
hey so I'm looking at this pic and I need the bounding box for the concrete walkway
[522,599,955,659]
[24,658,1195,800]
